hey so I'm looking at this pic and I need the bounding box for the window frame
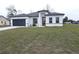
[1,21,3,24]
[33,18,38,26]
[56,17,60,23]
[49,17,52,23]
[33,18,37,24]
[5,21,6,24]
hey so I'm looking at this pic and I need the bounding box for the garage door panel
[13,19,25,26]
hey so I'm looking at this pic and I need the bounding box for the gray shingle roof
[0,15,10,20]
[0,15,5,18]
[46,12,64,16]
[27,12,39,17]
[11,12,39,17]
[11,10,64,17]
[37,10,49,12]
[10,10,49,17]
[11,14,29,17]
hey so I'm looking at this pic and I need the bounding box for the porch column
[53,16,56,23]
[11,19,13,26]
[25,19,28,27]
[38,13,42,27]
[25,18,30,27]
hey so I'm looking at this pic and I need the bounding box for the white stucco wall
[10,14,64,27]
[29,18,33,26]
[0,17,9,26]
[46,15,64,26]
[10,19,13,26]
[38,13,42,27]
[25,17,29,27]
[37,12,49,27]
[29,17,38,27]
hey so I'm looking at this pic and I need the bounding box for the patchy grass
[0,24,79,54]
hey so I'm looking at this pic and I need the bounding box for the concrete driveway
[0,26,22,31]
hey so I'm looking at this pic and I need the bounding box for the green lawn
[0,24,79,54]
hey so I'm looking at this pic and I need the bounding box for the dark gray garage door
[13,19,26,26]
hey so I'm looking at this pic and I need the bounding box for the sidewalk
[0,27,21,31]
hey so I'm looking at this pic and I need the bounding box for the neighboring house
[72,21,79,24]
[10,10,65,27]
[0,15,10,26]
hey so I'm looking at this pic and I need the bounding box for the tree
[17,10,22,14]
[63,16,68,23]
[46,4,50,11]
[6,5,17,17]
[46,4,55,12]
[77,20,79,22]
[68,19,74,23]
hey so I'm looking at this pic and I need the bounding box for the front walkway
[0,26,22,31]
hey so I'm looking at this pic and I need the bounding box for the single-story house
[64,22,72,24]
[72,21,79,24]
[0,15,10,26]
[10,10,65,27]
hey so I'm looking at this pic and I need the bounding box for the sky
[0,0,79,21]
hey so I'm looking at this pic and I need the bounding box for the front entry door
[42,17,46,26]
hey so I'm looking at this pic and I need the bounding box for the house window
[5,21,6,24]
[49,17,52,23]
[1,21,3,24]
[33,18,37,23]
[42,17,46,26]
[33,18,37,26]
[56,17,59,23]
